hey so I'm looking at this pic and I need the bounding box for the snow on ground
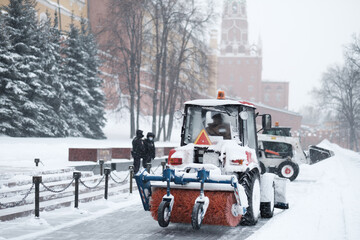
[1,110,360,239]
[248,140,360,240]
[0,140,358,239]
[0,190,143,240]
[0,111,181,171]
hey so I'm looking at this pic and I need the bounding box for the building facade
[217,0,289,109]
[0,0,87,31]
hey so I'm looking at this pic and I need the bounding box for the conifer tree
[0,0,45,136]
[36,12,68,136]
[79,18,106,139]
[0,14,21,136]
[61,20,94,137]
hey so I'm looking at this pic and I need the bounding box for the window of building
[237,59,241,64]
[248,85,253,92]
[276,93,281,102]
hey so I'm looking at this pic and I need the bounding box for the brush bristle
[150,188,242,226]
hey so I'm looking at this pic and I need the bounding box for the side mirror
[174,110,183,120]
[262,114,272,130]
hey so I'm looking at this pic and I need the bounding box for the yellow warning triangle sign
[194,129,212,145]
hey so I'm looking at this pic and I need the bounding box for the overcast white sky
[213,0,360,112]
[247,0,360,111]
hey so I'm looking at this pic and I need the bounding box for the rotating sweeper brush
[134,91,289,230]
[135,167,248,229]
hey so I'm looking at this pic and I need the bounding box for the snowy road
[1,140,360,240]
[31,202,269,240]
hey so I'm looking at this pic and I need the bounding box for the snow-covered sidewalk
[0,191,142,240]
[248,140,360,240]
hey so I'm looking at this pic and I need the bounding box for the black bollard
[73,172,81,208]
[104,168,111,200]
[161,160,167,172]
[34,158,40,167]
[99,159,104,176]
[33,176,42,218]
[146,162,152,173]
[129,165,134,194]
[111,162,117,171]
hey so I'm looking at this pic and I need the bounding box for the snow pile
[248,140,360,240]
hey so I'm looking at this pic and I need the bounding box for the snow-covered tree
[79,18,106,139]
[61,19,106,139]
[0,13,21,136]
[36,12,68,137]
[0,1,105,138]
[0,0,49,137]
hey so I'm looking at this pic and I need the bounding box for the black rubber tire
[240,172,261,226]
[260,182,275,218]
[191,202,204,230]
[278,161,299,181]
[260,161,266,174]
[158,201,171,227]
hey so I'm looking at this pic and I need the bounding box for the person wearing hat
[143,132,155,171]
[206,113,231,139]
[132,129,145,173]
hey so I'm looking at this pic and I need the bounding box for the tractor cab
[177,91,271,166]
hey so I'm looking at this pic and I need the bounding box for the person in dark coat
[143,132,155,171]
[132,129,145,173]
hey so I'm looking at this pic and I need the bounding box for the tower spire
[220,0,249,55]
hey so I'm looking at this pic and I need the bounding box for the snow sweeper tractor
[134,91,289,230]
[257,132,305,181]
[258,123,335,181]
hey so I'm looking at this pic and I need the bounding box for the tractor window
[183,105,240,145]
[243,109,256,149]
[262,141,293,158]
[263,128,291,137]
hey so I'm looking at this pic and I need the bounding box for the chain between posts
[0,183,34,209]
[40,179,75,193]
[110,171,130,184]
[79,175,105,189]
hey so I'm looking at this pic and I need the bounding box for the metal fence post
[104,168,111,200]
[99,159,104,176]
[146,163,152,173]
[34,158,40,167]
[129,165,134,194]
[33,176,42,218]
[73,172,81,208]
[111,162,117,171]
[161,160,167,172]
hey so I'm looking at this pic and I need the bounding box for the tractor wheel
[240,172,261,225]
[260,182,275,218]
[260,161,266,174]
[158,201,171,227]
[191,202,204,230]
[278,161,299,181]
